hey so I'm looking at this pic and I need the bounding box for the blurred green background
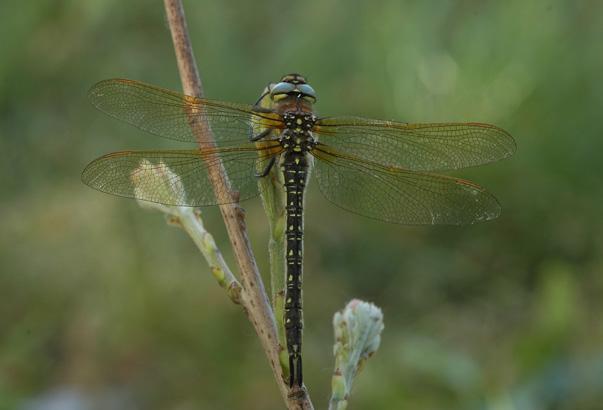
[1,0,602,409]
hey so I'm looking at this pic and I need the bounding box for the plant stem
[259,166,289,371]
[162,1,313,408]
[255,91,289,374]
[175,209,242,304]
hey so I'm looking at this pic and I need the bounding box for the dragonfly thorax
[280,112,317,152]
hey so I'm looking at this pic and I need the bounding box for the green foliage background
[1,0,602,409]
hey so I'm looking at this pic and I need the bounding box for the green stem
[255,89,290,376]
[258,151,289,373]
[176,209,242,304]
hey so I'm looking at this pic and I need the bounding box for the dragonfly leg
[253,84,272,105]
[250,128,272,142]
[255,156,276,177]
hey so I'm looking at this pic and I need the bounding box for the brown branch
[162,1,313,408]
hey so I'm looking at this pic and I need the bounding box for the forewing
[89,79,284,146]
[314,116,515,171]
[82,144,281,207]
[312,144,501,225]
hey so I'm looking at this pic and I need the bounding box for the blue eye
[297,84,316,99]
[271,82,296,95]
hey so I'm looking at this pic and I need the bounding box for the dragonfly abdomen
[282,148,309,387]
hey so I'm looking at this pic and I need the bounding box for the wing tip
[80,156,109,191]
[88,77,129,94]
[87,78,147,110]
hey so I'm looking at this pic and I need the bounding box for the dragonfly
[82,74,515,387]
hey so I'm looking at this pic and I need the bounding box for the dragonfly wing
[311,144,501,225]
[314,116,515,171]
[82,144,280,207]
[89,79,284,146]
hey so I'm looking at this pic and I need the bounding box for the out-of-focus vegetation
[1,0,602,409]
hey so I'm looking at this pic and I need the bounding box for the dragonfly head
[269,73,317,104]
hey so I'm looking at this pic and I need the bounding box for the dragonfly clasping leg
[255,156,276,178]
[250,128,272,142]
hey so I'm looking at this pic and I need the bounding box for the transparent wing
[82,144,281,207]
[88,79,284,147]
[311,144,501,225]
[314,116,516,171]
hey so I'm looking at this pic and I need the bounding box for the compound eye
[297,84,315,97]
[271,82,296,96]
